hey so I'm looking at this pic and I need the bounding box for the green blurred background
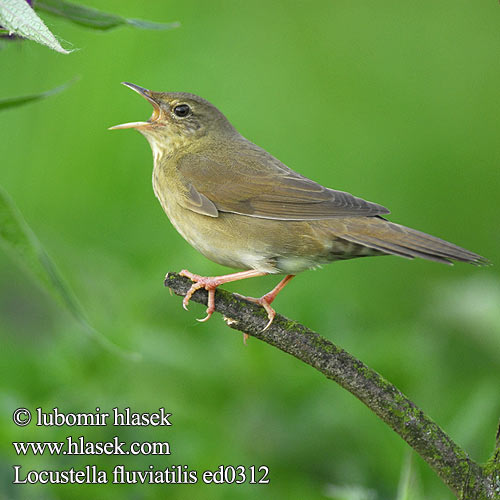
[1,1,499,499]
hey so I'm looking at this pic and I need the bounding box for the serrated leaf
[36,0,180,31]
[0,78,76,111]
[0,0,70,53]
[0,186,139,360]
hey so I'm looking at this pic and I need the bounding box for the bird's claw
[262,311,275,332]
[234,293,276,331]
[260,302,276,331]
[196,310,213,323]
[181,280,203,311]
[180,270,218,322]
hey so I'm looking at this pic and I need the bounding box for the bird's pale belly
[161,197,377,274]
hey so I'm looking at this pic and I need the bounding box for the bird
[110,82,488,330]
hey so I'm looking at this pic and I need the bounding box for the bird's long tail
[339,217,488,265]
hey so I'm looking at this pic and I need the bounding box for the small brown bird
[111,82,487,329]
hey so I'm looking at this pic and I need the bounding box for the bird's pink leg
[235,274,296,332]
[179,269,268,322]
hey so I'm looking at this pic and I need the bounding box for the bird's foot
[233,292,276,332]
[178,268,269,325]
[179,269,224,322]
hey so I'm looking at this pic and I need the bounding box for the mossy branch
[164,272,498,500]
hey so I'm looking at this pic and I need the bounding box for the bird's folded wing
[177,151,390,220]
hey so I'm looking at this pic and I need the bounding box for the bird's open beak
[109,82,161,130]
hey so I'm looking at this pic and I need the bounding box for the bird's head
[110,83,237,155]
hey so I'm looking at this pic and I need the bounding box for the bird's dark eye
[173,104,191,117]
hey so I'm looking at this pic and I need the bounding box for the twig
[164,272,499,500]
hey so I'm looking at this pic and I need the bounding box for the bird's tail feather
[340,218,489,266]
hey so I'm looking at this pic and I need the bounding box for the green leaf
[396,452,423,500]
[0,186,139,360]
[0,78,76,111]
[36,0,180,31]
[0,0,70,53]
[324,484,376,500]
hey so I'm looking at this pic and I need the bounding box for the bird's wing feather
[182,183,219,217]
[177,148,390,220]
